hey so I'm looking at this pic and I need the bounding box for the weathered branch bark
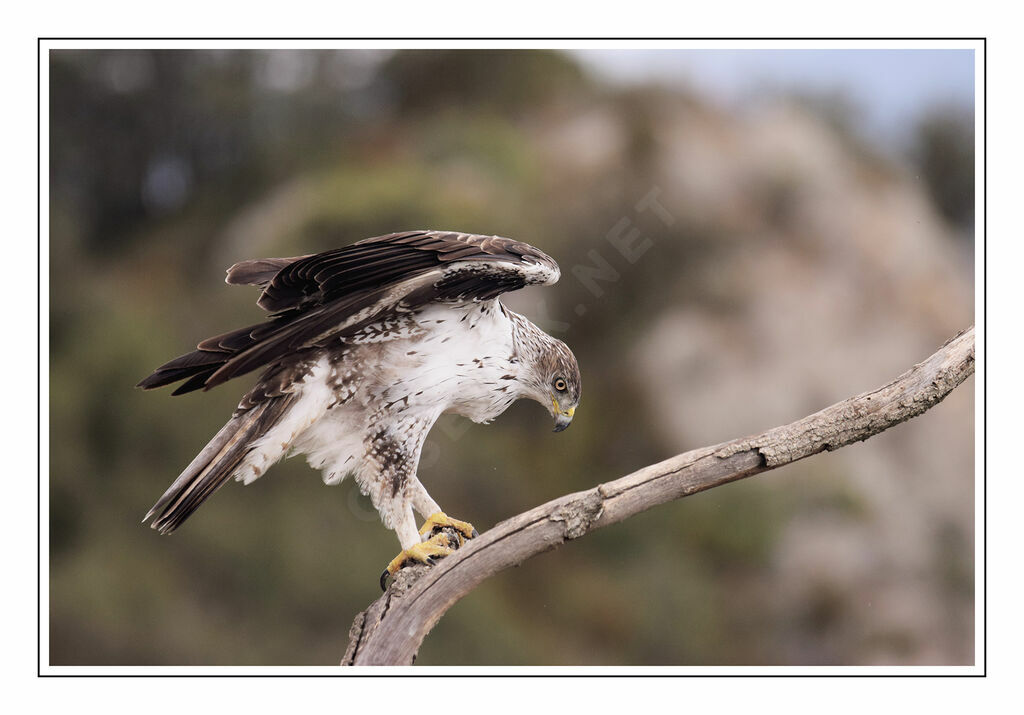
[342,326,975,666]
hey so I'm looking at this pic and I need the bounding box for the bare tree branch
[342,326,975,666]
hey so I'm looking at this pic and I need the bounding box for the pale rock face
[630,99,974,664]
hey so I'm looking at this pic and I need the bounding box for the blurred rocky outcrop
[630,98,974,665]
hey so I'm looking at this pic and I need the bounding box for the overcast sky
[572,49,975,150]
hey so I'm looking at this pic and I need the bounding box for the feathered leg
[361,417,477,589]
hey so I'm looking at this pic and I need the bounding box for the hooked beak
[553,414,573,432]
[551,397,576,432]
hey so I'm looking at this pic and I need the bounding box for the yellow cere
[551,396,575,418]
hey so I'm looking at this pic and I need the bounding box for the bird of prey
[138,230,581,587]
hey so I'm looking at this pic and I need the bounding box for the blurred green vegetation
[49,49,974,666]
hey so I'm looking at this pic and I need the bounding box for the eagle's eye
[553,378,567,392]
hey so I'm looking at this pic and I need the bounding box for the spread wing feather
[225,255,314,287]
[137,230,559,396]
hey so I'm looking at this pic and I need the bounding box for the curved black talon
[471,528,479,538]
[380,569,390,591]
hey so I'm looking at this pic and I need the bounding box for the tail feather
[145,395,296,534]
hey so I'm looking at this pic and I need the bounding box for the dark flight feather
[225,255,312,287]
[137,230,559,396]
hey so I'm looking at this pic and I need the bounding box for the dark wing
[137,230,559,395]
[252,231,557,311]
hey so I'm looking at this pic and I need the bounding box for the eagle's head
[521,334,581,433]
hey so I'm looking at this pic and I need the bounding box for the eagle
[138,230,582,587]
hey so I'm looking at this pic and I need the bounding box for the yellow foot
[380,532,460,591]
[379,514,479,590]
[418,511,478,542]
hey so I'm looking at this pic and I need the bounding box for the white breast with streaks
[286,299,520,487]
